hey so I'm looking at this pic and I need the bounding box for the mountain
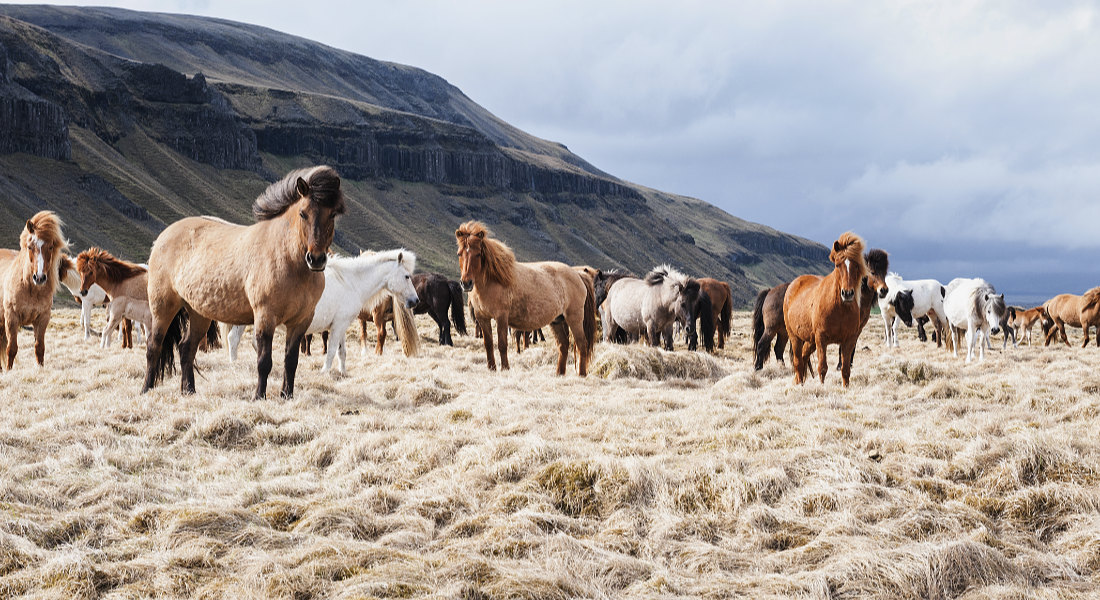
[0,5,827,306]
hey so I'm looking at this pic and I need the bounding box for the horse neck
[338,256,400,305]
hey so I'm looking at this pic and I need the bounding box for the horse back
[1044,293,1082,326]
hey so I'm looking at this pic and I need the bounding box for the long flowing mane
[644,264,689,287]
[830,232,866,269]
[22,211,67,253]
[253,165,346,221]
[457,221,516,288]
[77,248,147,283]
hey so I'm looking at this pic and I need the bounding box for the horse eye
[299,210,308,220]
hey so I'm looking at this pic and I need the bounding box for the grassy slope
[0,308,1097,598]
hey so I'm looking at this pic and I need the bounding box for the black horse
[412,272,467,346]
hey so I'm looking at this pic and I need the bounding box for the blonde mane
[456,221,516,288]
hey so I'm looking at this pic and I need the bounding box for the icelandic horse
[75,248,152,349]
[142,166,345,398]
[782,232,869,386]
[1042,288,1100,347]
[0,211,69,369]
[697,278,733,351]
[456,221,596,375]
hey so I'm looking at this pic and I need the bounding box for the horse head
[21,211,67,287]
[295,174,344,272]
[74,249,101,296]
[829,232,867,304]
[455,226,485,292]
[385,251,420,309]
[892,289,916,327]
[983,292,1006,335]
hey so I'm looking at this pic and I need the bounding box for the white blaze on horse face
[33,236,46,283]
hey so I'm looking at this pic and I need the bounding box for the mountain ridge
[0,5,828,306]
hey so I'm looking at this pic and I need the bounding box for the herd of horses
[2,165,1098,398]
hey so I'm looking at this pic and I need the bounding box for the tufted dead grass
[0,308,1098,598]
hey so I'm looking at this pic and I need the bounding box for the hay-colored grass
[1,308,1098,599]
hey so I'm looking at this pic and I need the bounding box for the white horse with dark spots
[878,273,949,348]
[228,249,420,375]
[943,277,1006,362]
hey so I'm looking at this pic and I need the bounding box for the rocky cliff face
[0,40,70,159]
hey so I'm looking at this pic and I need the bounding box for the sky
[11,1,1100,303]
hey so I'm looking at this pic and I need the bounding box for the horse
[878,273,948,349]
[143,166,345,398]
[361,272,466,348]
[783,232,868,387]
[75,248,153,350]
[591,269,636,344]
[1042,288,1100,347]
[995,306,1017,349]
[683,284,715,353]
[0,211,69,369]
[602,265,697,351]
[943,277,1006,362]
[58,255,112,341]
[456,221,595,375]
[229,249,419,375]
[696,278,732,350]
[1008,305,1044,346]
[753,248,887,371]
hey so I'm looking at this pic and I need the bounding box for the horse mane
[77,248,147,283]
[1083,286,1100,306]
[830,232,866,267]
[253,165,346,221]
[865,248,889,278]
[58,254,78,289]
[644,265,690,287]
[456,221,515,288]
[22,210,69,254]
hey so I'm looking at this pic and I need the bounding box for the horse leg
[550,318,570,375]
[359,315,371,357]
[338,334,347,375]
[179,313,212,394]
[775,329,789,365]
[123,318,133,349]
[788,337,803,384]
[496,317,511,370]
[477,316,496,370]
[374,318,386,355]
[1059,322,1070,346]
[513,330,523,354]
[281,320,309,399]
[81,297,93,341]
[839,338,857,387]
[33,314,49,366]
[101,306,120,349]
[253,323,276,400]
[814,336,828,383]
[753,332,773,371]
[562,309,590,376]
[1082,324,1091,349]
[228,325,245,362]
[4,318,18,370]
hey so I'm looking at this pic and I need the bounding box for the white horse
[59,257,110,341]
[943,277,1006,362]
[602,265,694,350]
[228,249,420,374]
[878,273,948,348]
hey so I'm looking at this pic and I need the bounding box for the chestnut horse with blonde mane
[783,232,869,386]
[143,166,345,398]
[456,221,596,375]
[0,211,69,369]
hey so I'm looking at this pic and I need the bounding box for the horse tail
[582,275,597,355]
[718,283,733,338]
[751,288,769,348]
[698,291,716,353]
[448,280,467,336]
[200,320,222,352]
[147,309,186,389]
[393,296,420,357]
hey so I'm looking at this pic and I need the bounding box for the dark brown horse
[457,221,596,375]
[0,211,68,369]
[783,232,868,387]
[143,166,345,398]
[697,278,732,350]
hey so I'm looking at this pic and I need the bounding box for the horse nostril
[80,289,88,296]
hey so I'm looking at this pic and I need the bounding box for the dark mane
[865,248,889,279]
[253,165,346,221]
[77,247,147,284]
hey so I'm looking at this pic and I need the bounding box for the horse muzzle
[990,326,1001,335]
[840,289,856,303]
[460,280,473,292]
[406,295,419,309]
[32,273,47,286]
[80,288,88,297]
[305,252,327,272]
[878,288,888,299]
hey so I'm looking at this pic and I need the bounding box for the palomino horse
[1008,306,1045,346]
[943,277,1006,362]
[76,248,152,349]
[0,211,68,369]
[696,278,732,351]
[230,249,419,375]
[602,266,698,351]
[58,255,111,341]
[783,232,868,386]
[1042,288,1100,347]
[456,221,596,375]
[143,166,345,398]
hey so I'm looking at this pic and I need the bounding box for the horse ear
[25,219,34,234]
[475,231,485,239]
[295,177,311,199]
[833,240,841,252]
[455,229,466,239]
[397,252,403,264]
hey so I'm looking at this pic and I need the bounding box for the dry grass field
[1,307,1098,599]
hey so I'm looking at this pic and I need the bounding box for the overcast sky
[14,1,1100,301]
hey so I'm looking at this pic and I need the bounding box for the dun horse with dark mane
[783,232,869,386]
[143,166,345,398]
[0,211,68,369]
[456,221,596,375]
